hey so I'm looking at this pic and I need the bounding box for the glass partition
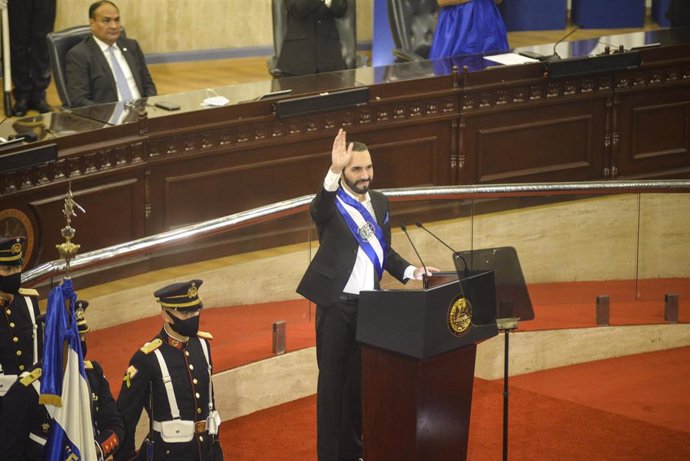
[23,187,689,381]
[387,191,690,332]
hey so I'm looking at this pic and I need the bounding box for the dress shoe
[12,99,28,117]
[29,99,52,114]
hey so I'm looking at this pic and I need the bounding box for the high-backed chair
[46,25,92,108]
[267,0,367,78]
[386,0,439,62]
[47,25,127,108]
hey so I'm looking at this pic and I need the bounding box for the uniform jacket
[0,289,42,376]
[0,361,124,461]
[297,186,411,306]
[65,35,157,108]
[116,328,223,461]
[277,0,348,75]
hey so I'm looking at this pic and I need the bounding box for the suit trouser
[315,299,362,461]
[8,0,56,102]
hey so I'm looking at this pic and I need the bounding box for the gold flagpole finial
[55,182,86,275]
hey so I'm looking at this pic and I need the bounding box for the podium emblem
[448,296,472,336]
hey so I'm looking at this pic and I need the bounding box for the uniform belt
[338,292,360,304]
[152,420,207,434]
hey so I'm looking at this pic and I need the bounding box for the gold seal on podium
[448,296,472,336]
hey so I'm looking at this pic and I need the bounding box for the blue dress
[429,0,509,59]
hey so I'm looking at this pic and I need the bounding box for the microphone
[60,107,117,127]
[400,225,428,287]
[414,222,469,276]
[548,26,580,61]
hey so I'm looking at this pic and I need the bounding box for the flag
[40,278,97,460]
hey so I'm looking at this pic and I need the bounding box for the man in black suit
[297,129,438,461]
[276,0,348,76]
[3,0,55,116]
[65,1,156,108]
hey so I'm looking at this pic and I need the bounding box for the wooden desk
[2,29,689,271]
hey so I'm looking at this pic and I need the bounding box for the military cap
[0,236,25,266]
[75,300,90,335]
[154,279,203,310]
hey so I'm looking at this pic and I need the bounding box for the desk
[2,29,689,270]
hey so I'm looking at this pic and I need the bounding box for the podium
[357,272,498,461]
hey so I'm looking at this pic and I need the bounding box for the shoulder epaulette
[84,360,94,369]
[197,331,214,340]
[18,288,39,297]
[140,338,163,354]
[20,368,42,386]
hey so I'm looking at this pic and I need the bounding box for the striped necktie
[108,45,133,101]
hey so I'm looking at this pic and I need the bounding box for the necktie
[108,45,133,101]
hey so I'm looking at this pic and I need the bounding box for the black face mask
[169,313,200,337]
[0,272,21,294]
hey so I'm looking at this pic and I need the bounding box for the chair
[46,25,91,108]
[571,0,645,29]
[266,0,367,78]
[498,0,566,31]
[386,0,439,62]
[46,25,127,108]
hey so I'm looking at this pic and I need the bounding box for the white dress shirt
[93,36,142,101]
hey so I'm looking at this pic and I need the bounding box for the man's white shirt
[93,35,142,101]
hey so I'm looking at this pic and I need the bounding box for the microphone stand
[496,314,519,461]
[414,222,469,277]
[400,225,428,288]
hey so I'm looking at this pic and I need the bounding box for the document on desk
[484,53,539,66]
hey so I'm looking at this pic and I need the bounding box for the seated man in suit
[65,1,157,107]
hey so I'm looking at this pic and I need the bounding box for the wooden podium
[356,274,498,461]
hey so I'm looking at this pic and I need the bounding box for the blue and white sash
[335,187,387,279]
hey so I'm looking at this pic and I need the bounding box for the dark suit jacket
[65,35,157,108]
[297,186,411,306]
[666,0,690,27]
[277,0,348,76]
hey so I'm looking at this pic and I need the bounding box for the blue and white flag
[40,278,97,460]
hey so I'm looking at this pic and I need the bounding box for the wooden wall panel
[461,99,608,184]
[616,88,690,178]
[148,120,454,231]
[28,176,145,263]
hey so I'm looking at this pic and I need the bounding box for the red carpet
[221,347,690,460]
[85,279,690,458]
[90,278,690,391]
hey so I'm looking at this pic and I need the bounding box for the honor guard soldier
[0,300,124,460]
[0,237,42,410]
[116,280,223,461]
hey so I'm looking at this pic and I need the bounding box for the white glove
[0,0,7,10]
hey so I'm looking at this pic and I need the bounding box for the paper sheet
[483,53,539,66]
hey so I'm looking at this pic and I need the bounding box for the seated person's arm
[66,48,96,108]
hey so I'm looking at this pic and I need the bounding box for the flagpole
[40,182,97,460]
[55,182,85,372]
